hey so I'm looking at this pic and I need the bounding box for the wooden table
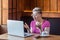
[0,33,60,40]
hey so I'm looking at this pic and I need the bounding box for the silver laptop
[7,20,32,37]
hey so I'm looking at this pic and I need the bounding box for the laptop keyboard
[24,33,32,36]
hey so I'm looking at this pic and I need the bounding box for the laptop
[7,20,32,37]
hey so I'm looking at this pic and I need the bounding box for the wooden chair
[0,25,7,34]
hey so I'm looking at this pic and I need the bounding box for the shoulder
[30,20,36,27]
[31,20,35,23]
[30,20,36,26]
[44,20,50,24]
[43,20,50,27]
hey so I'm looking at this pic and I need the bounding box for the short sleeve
[30,21,35,33]
[45,21,50,27]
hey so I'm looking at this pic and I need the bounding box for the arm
[24,23,31,33]
[30,21,35,33]
[30,27,32,33]
[44,27,50,34]
[41,27,50,36]
[41,21,50,35]
[45,27,50,33]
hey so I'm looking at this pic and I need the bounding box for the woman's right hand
[24,23,29,30]
[24,23,31,33]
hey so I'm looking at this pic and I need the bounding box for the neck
[39,17,43,23]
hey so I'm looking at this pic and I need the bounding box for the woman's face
[32,13,42,21]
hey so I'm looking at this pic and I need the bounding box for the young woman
[24,7,50,35]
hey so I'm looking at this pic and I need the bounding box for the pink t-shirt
[30,20,50,34]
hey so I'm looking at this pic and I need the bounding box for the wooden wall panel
[17,0,24,20]
[42,12,49,17]
[17,12,22,20]
[3,0,8,9]
[0,0,1,9]
[8,13,13,20]
[8,0,13,20]
[9,0,12,8]
[13,12,17,20]
[0,11,1,24]
[24,0,31,10]
[58,0,60,12]
[8,0,23,20]
[3,9,8,24]
[0,0,1,24]
[17,0,24,11]
[22,0,60,17]
[8,0,17,20]
[44,0,50,11]
[30,0,36,10]
[50,0,57,11]
[42,12,60,18]
[48,12,60,18]
[13,0,17,20]
[13,0,16,8]
[3,0,8,24]
[8,0,60,22]
[37,0,44,10]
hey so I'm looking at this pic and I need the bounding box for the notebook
[7,20,32,37]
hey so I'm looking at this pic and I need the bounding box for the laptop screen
[7,20,25,37]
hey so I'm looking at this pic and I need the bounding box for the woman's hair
[32,7,42,14]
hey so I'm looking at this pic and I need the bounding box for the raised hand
[24,23,31,33]
[24,23,29,30]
